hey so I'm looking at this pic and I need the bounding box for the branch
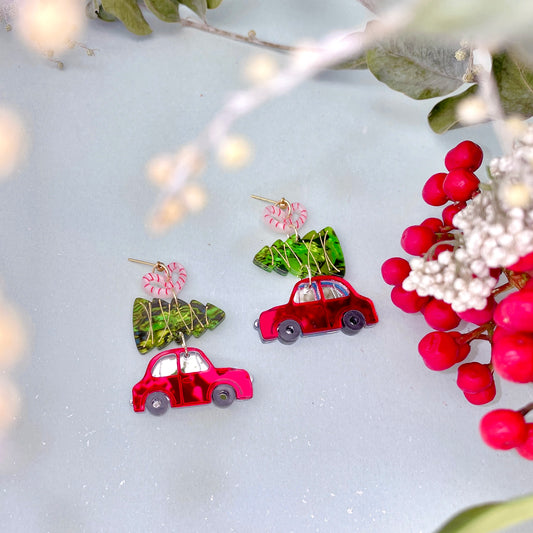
[180,18,296,53]
[148,10,411,230]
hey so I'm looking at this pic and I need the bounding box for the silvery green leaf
[409,0,533,44]
[206,0,222,8]
[427,85,478,133]
[145,0,180,22]
[179,0,207,20]
[366,34,467,99]
[435,493,533,533]
[492,51,533,118]
[101,0,152,34]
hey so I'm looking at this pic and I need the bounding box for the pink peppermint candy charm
[263,201,307,234]
[142,262,187,298]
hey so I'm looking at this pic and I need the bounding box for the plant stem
[180,18,295,53]
[458,322,493,345]
[519,402,533,417]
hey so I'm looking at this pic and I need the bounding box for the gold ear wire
[251,195,292,216]
[128,258,170,278]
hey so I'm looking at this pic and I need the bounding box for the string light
[17,0,85,53]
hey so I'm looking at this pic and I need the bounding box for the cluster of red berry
[381,140,533,460]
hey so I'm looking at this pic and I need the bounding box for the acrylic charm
[132,345,253,415]
[253,226,345,278]
[129,259,225,354]
[252,196,345,278]
[251,196,378,343]
[254,274,378,344]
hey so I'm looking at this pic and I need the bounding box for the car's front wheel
[341,310,366,335]
[145,391,170,416]
[277,319,302,344]
[212,385,236,408]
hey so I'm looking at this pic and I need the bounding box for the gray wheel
[145,391,170,416]
[342,310,365,335]
[212,385,236,408]
[277,319,301,344]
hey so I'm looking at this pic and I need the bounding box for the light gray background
[1,1,532,532]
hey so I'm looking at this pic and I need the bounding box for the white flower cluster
[403,250,498,312]
[403,126,533,313]
[454,191,533,269]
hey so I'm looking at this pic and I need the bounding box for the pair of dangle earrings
[251,196,378,344]
[128,258,253,415]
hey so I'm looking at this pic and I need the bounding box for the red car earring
[251,196,378,344]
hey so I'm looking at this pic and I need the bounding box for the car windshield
[321,281,349,300]
[180,350,209,373]
[152,354,178,378]
[293,282,320,303]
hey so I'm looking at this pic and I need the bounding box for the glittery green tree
[132,297,225,354]
[253,226,345,278]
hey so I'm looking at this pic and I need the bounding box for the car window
[180,350,209,373]
[293,282,320,303]
[152,354,178,378]
[321,281,349,300]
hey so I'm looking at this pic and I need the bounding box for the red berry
[494,289,533,332]
[492,326,514,344]
[457,296,496,325]
[390,286,429,313]
[442,202,467,227]
[444,141,483,171]
[449,331,471,361]
[457,362,494,393]
[381,257,411,286]
[442,169,480,202]
[400,225,437,256]
[422,299,461,331]
[480,409,528,450]
[418,331,460,371]
[516,423,533,460]
[421,217,444,232]
[492,332,533,383]
[508,251,533,273]
[463,383,496,405]
[422,173,448,206]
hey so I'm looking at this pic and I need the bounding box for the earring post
[128,258,156,267]
[250,195,279,204]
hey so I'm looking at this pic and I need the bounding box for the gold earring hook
[251,195,292,216]
[128,258,170,278]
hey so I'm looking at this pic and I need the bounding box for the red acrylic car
[132,347,253,415]
[254,275,378,344]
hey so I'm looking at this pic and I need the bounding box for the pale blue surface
[0,2,532,532]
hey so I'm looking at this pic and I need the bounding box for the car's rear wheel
[145,391,170,416]
[212,385,236,408]
[341,310,365,335]
[277,319,302,344]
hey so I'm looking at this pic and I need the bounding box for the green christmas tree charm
[253,226,345,278]
[132,297,225,354]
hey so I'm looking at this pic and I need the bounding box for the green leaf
[206,0,222,8]
[96,5,118,22]
[101,0,152,34]
[366,34,467,100]
[435,493,533,533]
[333,53,368,70]
[427,84,479,134]
[179,0,207,20]
[492,51,533,119]
[145,0,180,22]
[409,0,533,44]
